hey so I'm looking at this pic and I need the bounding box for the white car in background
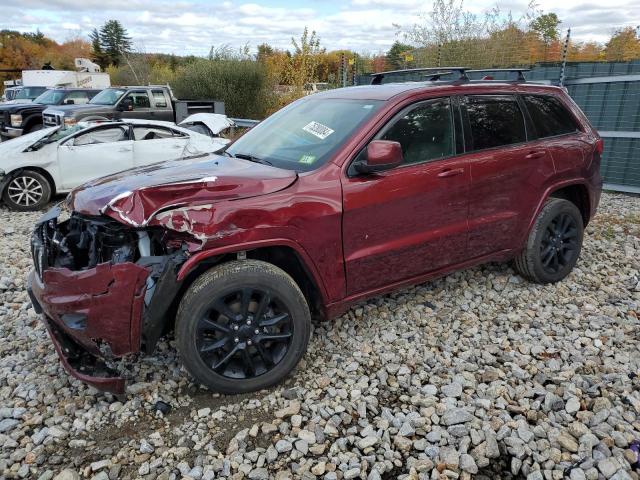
[0,115,233,211]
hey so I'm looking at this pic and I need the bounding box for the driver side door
[57,124,134,190]
[341,97,470,295]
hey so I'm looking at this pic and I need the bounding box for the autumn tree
[530,13,561,43]
[288,27,324,92]
[605,27,640,61]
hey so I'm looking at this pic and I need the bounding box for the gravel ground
[0,192,639,480]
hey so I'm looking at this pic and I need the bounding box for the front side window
[523,95,578,138]
[73,126,129,146]
[126,91,151,109]
[465,95,526,151]
[225,98,383,172]
[381,98,454,165]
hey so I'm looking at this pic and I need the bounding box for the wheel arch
[176,241,329,321]
[1,166,57,197]
[23,115,43,133]
[548,183,591,226]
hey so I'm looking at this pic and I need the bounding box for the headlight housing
[63,117,77,127]
[10,114,22,127]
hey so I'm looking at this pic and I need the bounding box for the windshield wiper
[233,153,273,166]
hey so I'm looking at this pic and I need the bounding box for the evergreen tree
[89,28,109,69]
[97,20,132,67]
[386,41,414,70]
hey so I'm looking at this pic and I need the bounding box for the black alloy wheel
[539,212,579,274]
[514,198,584,284]
[176,260,311,394]
[196,287,293,379]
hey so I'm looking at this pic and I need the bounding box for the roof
[313,81,564,101]
[48,87,102,91]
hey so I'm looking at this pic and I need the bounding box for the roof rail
[371,67,469,85]
[466,68,530,82]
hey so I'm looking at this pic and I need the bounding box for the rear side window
[465,95,526,151]
[152,90,168,108]
[381,98,454,165]
[523,95,578,138]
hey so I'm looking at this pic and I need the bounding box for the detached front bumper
[28,263,149,393]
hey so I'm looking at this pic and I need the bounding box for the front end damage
[28,206,187,393]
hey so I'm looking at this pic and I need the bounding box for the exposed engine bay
[31,207,184,274]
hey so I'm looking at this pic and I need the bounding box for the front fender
[176,238,330,305]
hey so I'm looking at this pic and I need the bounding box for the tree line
[1,9,639,118]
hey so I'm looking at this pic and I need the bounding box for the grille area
[43,112,61,127]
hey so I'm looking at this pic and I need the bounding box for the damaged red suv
[28,69,602,394]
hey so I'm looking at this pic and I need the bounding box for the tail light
[595,138,604,155]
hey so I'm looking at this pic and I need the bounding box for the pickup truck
[0,88,100,140]
[43,85,223,128]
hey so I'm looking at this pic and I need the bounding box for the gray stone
[441,408,473,426]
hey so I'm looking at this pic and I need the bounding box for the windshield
[15,87,47,100]
[33,90,66,105]
[90,88,126,105]
[226,98,383,172]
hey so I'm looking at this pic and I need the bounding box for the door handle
[437,168,464,178]
[117,147,132,152]
[525,150,546,159]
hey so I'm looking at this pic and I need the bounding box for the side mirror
[355,140,403,174]
[118,98,133,111]
[64,99,75,105]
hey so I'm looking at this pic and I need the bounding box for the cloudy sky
[1,0,638,55]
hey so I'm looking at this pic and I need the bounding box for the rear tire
[3,170,52,211]
[514,198,583,284]
[175,260,311,394]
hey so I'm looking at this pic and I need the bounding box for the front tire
[175,260,311,394]
[3,170,52,211]
[514,198,584,284]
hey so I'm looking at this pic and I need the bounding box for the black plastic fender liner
[137,250,188,353]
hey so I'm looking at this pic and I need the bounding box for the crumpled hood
[0,127,58,156]
[69,154,298,227]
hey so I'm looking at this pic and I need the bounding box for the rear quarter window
[464,95,526,151]
[523,95,579,138]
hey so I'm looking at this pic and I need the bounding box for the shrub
[172,59,273,119]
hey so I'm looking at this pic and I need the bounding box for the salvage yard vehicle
[0,88,101,140]
[27,68,602,395]
[0,117,231,210]
[5,86,48,104]
[42,85,223,128]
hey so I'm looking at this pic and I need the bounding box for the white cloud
[0,0,637,56]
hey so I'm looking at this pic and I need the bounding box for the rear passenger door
[462,94,555,257]
[132,125,189,166]
[151,89,174,122]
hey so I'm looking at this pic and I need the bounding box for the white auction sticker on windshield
[302,121,334,140]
